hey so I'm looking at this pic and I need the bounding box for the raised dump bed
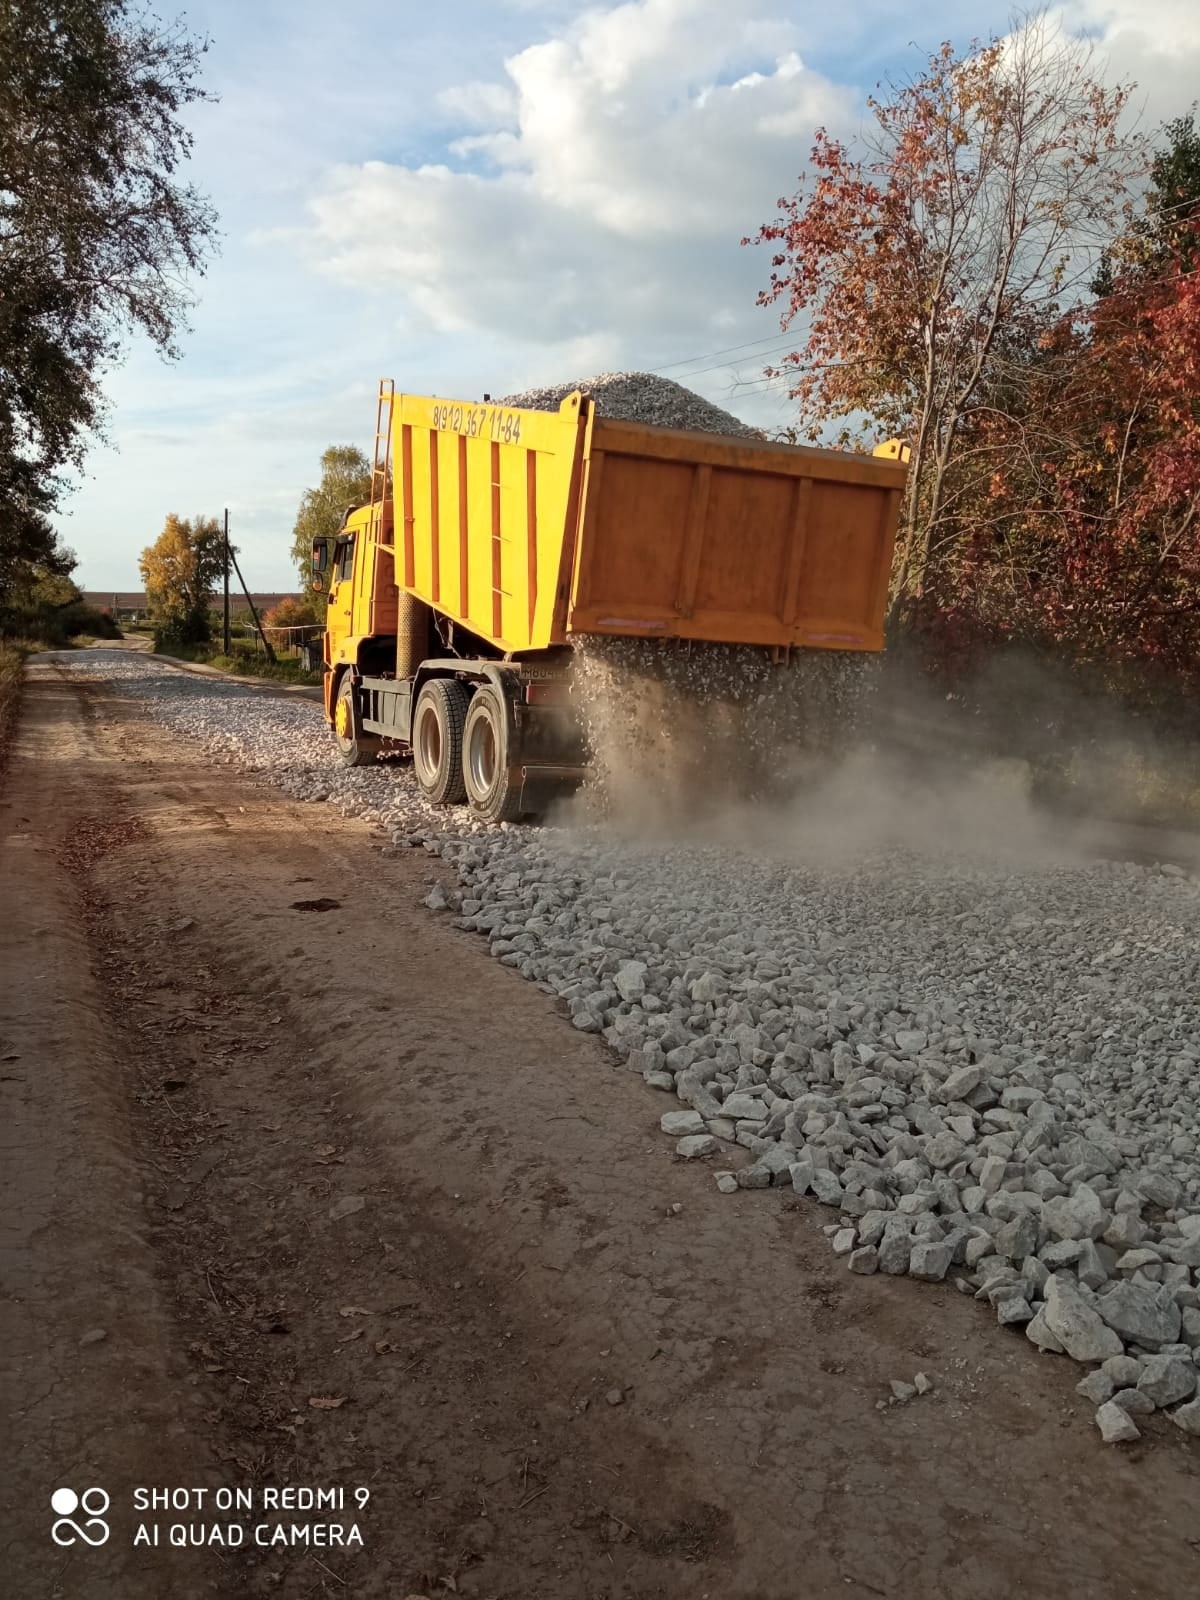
[387,390,907,655]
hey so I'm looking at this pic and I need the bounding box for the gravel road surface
[2,650,1197,1600]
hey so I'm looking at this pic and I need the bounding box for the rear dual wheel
[463,687,525,824]
[412,679,469,804]
[412,680,525,823]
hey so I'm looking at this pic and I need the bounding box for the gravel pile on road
[499,370,763,436]
[60,651,1200,1445]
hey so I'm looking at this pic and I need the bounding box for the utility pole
[227,542,276,665]
[223,508,231,654]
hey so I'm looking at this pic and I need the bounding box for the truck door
[326,530,357,658]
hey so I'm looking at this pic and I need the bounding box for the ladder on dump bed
[368,378,394,545]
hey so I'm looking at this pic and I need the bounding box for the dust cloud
[561,638,1200,871]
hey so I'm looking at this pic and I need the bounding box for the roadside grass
[155,638,323,686]
[0,637,49,778]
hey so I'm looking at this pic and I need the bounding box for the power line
[649,329,793,374]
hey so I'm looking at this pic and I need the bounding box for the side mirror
[310,575,325,593]
[312,536,330,574]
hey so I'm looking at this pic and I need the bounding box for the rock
[1109,1387,1155,1417]
[1095,1282,1182,1351]
[1137,1354,1197,1408]
[1026,1305,1066,1354]
[997,1295,1034,1326]
[661,1110,706,1137]
[715,1172,739,1195]
[328,1196,366,1221]
[689,972,724,1002]
[832,1228,857,1255]
[978,1155,1007,1195]
[789,1160,816,1196]
[721,1092,768,1122]
[926,1131,966,1171]
[848,1245,879,1275]
[79,1328,108,1347]
[1133,1171,1182,1209]
[1075,1239,1110,1291]
[605,1387,625,1406]
[811,1169,846,1207]
[1076,1370,1115,1404]
[995,1212,1040,1260]
[675,1134,719,1159]
[1171,1397,1200,1435]
[614,961,648,1001]
[1101,1353,1143,1388]
[877,1222,912,1276]
[1095,1401,1140,1443]
[889,1379,917,1402]
[1042,1275,1124,1362]
[913,1371,934,1395]
[1104,1212,1146,1251]
[1043,1185,1109,1242]
[1040,1240,1083,1270]
[909,1240,954,1282]
[939,1065,983,1103]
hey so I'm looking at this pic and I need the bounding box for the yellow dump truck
[314,385,908,821]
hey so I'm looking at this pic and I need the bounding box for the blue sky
[63,0,1200,592]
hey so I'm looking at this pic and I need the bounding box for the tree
[0,1,218,552]
[139,514,226,644]
[744,19,1145,618]
[291,445,373,594]
[263,596,319,630]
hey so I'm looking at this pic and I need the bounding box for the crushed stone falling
[499,371,878,817]
[570,637,882,818]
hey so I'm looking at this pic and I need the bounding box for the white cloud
[1057,1,1200,128]
[299,0,856,363]
[437,80,519,126]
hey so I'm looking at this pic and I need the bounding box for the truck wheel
[463,686,524,823]
[412,679,469,805]
[334,672,377,767]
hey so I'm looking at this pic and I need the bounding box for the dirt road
[2,660,1197,1600]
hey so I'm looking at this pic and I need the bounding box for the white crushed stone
[55,649,1200,1445]
[498,370,762,437]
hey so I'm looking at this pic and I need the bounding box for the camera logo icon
[51,1487,111,1547]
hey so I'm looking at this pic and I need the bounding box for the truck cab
[310,505,583,823]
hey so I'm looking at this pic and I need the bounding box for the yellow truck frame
[315,384,908,821]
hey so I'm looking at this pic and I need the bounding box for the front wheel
[333,672,378,767]
[463,687,524,823]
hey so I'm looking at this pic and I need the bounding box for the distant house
[82,591,302,622]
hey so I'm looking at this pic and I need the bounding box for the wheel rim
[335,695,351,740]
[468,713,497,795]
[416,699,442,781]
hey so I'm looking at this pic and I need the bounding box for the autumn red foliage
[746,26,1200,684]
